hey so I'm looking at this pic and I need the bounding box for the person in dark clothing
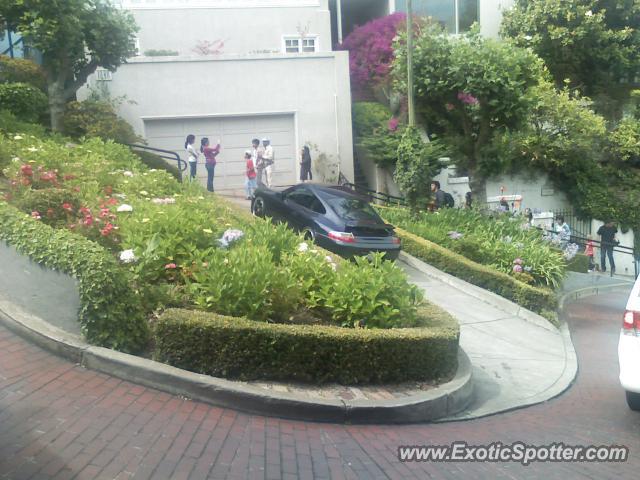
[430,181,446,210]
[300,146,312,182]
[597,221,618,275]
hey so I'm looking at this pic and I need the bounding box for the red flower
[83,215,94,227]
[165,263,177,270]
[79,206,91,216]
[20,165,33,176]
[100,223,114,236]
[62,203,73,212]
[106,197,118,206]
[99,208,110,218]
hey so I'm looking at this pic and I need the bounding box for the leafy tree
[394,126,445,209]
[0,0,138,131]
[352,102,404,168]
[393,24,545,202]
[338,13,406,100]
[501,0,640,112]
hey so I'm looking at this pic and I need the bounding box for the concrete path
[398,256,577,420]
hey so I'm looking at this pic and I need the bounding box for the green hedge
[397,228,558,316]
[0,83,48,123]
[0,202,149,353]
[154,308,460,384]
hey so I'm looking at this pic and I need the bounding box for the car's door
[283,188,324,232]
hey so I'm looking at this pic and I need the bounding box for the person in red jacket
[200,137,221,192]
[244,150,257,199]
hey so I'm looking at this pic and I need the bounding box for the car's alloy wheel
[253,197,266,218]
[626,391,640,411]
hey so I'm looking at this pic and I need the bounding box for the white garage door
[143,114,296,190]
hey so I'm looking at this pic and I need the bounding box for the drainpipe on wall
[336,0,343,45]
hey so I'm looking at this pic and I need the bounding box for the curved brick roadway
[1,292,639,479]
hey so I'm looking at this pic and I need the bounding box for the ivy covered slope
[0,115,460,383]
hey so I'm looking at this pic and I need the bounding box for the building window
[95,68,113,81]
[395,0,478,34]
[283,36,318,53]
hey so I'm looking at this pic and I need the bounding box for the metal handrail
[341,182,407,206]
[124,143,186,182]
[1,32,24,58]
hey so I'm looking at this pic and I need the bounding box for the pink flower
[165,263,177,270]
[513,258,523,265]
[388,117,399,132]
[83,215,94,227]
[513,264,523,273]
[62,203,73,212]
[20,164,33,177]
[457,92,479,105]
[31,211,41,220]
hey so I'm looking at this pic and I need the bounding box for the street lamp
[407,0,416,126]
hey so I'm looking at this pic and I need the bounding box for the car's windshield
[325,196,382,222]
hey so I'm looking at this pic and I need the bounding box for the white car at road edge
[619,275,640,411]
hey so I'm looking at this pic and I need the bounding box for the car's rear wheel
[252,197,267,218]
[626,391,640,411]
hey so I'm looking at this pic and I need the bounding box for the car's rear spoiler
[345,221,395,230]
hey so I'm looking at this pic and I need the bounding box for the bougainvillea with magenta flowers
[337,13,406,98]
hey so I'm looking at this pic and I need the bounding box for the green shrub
[0,56,46,90]
[0,110,50,137]
[133,150,181,180]
[566,252,591,273]
[15,188,82,226]
[397,227,558,317]
[0,83,49,123]
[63,100,141,144]
[154,308,459,384]
[394,126,446,209]
[0,202,149,353]
[353,101,404,168]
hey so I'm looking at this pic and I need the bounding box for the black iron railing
[340,182,407,207]
[124,143,187,182]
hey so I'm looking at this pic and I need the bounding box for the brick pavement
[1,292,640,479]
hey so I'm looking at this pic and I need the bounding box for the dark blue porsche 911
[251,184,401,260]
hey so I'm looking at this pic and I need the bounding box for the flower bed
[381,207,566,288]
[155,307,459,384]
[0,122,458,383]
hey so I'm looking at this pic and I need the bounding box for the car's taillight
[392,236,401,245]
[623,310,640,332]
[328,231,356,243]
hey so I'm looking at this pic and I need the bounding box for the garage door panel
[144,114,296,190]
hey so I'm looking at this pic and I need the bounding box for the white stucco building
[85,0,354,191]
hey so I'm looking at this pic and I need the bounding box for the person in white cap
[261,138,274,188]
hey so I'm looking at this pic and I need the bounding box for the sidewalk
[398,254,577,420]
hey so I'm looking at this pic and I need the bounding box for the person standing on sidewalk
[597,221,618,275]
[261,138,275,188]
[300,146,312,182]
[252,138,264,186]
[430,181,446,210]
[184,134,198,180]
[244,150,257,199]
[584,235,596,272]
[201,137,221,192]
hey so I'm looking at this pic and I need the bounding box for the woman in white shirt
[185,134,198,180]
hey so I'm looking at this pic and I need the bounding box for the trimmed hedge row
[396,227,558,316]
[565,252,591,273]
[0,202,149,353]
[154,308,460,385]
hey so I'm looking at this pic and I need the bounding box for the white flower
[123,170,134,177]
[27,146,39,152]
[151,197,176,205]
[119,249,136,263]
[117,204,133,213]
[11,157,20,162]
[297,242,309,253]
[13,135,23,140]
[218,229,244,248]
[203,228,213,234]
[114,193,127,199]
[139,190,149,196]
[524,35,533,41]
[585,10,593,16]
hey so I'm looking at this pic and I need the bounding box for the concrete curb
[400,252,556,331]
[0,297,473,424]
[559,282,634,311]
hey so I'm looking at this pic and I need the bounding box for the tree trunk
[47,80,66,132]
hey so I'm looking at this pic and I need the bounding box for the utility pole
[407,0,416,126]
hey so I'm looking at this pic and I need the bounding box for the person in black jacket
[597,220,618,275]
[300,146,312,182]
